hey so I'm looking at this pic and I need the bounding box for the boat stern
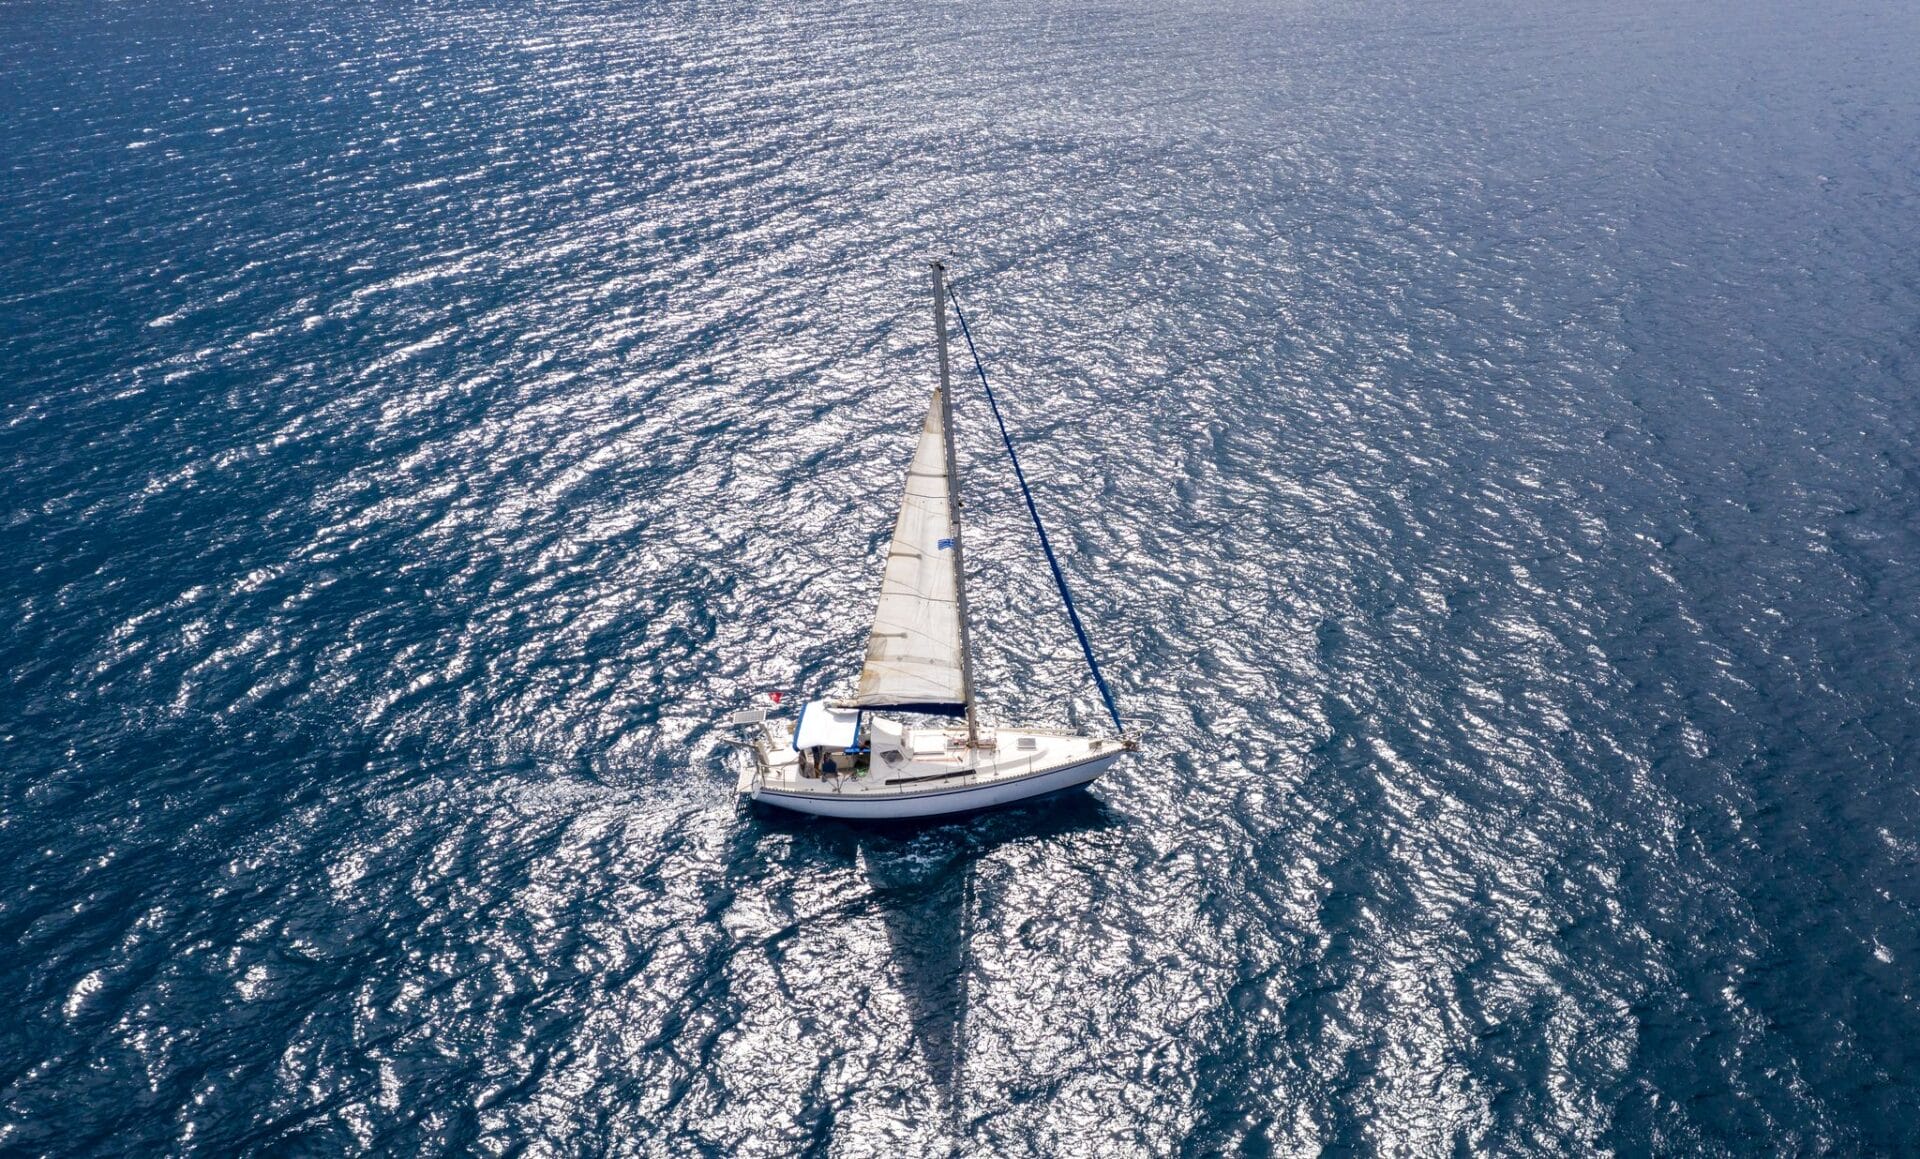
[720,707,799,799]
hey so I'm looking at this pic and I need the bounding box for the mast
[931,260,980,750]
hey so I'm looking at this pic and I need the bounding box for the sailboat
[728,261,1134,820]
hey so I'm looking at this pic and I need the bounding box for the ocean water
[5,0,1920,1152]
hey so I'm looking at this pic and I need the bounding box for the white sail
[853,389,968,711]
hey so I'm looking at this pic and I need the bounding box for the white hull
[739,715,1126,821]
[753,750,1119,820]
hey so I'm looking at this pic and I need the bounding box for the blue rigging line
[946,287,1126,737]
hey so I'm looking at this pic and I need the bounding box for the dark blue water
[6,0,1919,1152]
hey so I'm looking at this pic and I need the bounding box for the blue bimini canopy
[792,701,861,751]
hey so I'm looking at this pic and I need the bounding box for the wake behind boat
[728,262,1134,820]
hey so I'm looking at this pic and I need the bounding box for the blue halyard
[946,286,1127,737]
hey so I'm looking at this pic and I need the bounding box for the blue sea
[5,0,1919,1152]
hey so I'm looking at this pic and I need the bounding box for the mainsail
[851,388,969,713]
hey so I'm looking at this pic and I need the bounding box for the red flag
[770,691,782,704]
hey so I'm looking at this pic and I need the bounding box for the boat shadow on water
[746,789,1128,1123]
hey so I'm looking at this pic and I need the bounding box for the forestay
[852,389,968,713]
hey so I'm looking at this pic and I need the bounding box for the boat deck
[742,715,1122,807]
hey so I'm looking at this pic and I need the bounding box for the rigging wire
[945,284,1127,738]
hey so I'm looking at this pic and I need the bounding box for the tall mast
[931,260,979,749]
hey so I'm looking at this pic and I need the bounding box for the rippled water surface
[6,0,1920,1152]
